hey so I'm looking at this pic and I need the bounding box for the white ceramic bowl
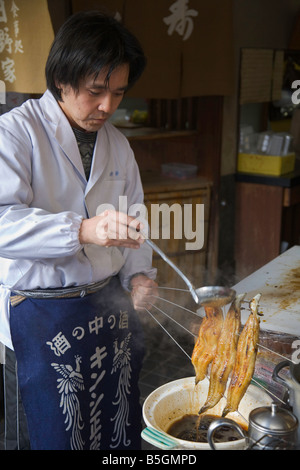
[142,376,273,450]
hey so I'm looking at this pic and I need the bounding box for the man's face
[58,63,129,132]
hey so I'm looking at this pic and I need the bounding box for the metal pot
[272,360,300,446]
[208,402,298,450]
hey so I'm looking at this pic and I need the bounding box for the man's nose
[98,92,113,114]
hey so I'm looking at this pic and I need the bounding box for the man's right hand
[79,210,145,249]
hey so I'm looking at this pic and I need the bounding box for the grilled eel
[222,293,261,417]
[191,306,223,384]
[199,293,245,414]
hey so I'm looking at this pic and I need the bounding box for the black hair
[45,11,146,100]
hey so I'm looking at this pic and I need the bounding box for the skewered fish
[191,306,223,384]
[199,293,245,414]
[222,293,261,417]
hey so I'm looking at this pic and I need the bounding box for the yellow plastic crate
[237,152,295,176]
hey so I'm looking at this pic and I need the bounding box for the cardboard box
[237,152,295,176]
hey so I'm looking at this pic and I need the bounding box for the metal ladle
[146,238,236,308]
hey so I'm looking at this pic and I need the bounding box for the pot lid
[250,403,298,433]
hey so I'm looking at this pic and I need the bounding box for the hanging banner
[67,0,234,98]
[124,0,182,99]
[0,0,54,94]
[72,0,124,20]
[181,0,234,97]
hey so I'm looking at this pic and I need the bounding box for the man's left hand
[130,274,158,311]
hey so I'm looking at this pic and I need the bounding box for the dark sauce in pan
[167,414,246,443]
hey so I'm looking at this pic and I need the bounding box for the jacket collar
[40,91,85,180]
[39,90,109,194]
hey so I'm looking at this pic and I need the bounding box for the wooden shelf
[117,126,197,141]
[141,170,212,194]
[142,173,212,309]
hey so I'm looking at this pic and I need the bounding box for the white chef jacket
[0,90,156,349]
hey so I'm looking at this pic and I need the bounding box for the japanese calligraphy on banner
[163,0,199,42]
[0,0,54,93]
[72,0,234,99]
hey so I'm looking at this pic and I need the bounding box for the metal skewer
[144,294,290,407]
[153,294,205,317]
[144,306,192,361]
[155,291,297,364]
[143,305,250,425]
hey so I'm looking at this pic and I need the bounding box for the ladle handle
[145,238,198,304]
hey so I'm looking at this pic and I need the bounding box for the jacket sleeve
[0,125,83,260]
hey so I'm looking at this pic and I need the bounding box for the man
[0,11,157,450]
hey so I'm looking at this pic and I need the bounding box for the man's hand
[79,210,144,249]
[130,274,158,311]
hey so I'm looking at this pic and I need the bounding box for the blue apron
[9,277,145,450]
